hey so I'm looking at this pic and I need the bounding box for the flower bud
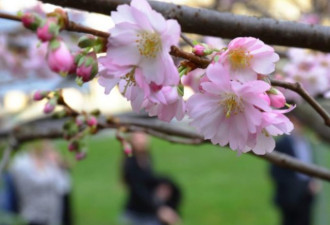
[33,90,49,101]
[87,116,97,127]
[268,88,286,108]
[192,44,206,56]
[37,18,59,42]
[43,98,57,114]
[75,151,86,160]
[47,39,74,75]
[68,140,79,152]
[21,13,41,31]
[75,115,85,127]
[76,52,98,84]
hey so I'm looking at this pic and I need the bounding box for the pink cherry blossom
[47,39,74,75]
[244,108,294,155]
[187,63,272,152]
[182,68,206,93]
[220,37,279,82]
[105,0,181,86]
[193,44,206,56]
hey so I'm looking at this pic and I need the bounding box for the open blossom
[244,109,294,155]
[105,0,181,86]
[187,63,272,152]
[220,37,279,82]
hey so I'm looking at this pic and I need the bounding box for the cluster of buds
[20,10,105,84]
[21,9,75,76]
[116,129,133,157]
[63,109,100,160]
[33,90,59,114]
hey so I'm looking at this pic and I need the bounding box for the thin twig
[180,33,194,47]
[271,80,330,127]
[1,115,330,181]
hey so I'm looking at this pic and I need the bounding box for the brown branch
[271,80,330,127]
[39,0,330,52]
[1,115,330,181]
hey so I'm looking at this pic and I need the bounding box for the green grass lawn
[54,134,330,225]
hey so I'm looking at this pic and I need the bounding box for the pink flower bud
[68,141,79,152]
[193,44,206,56]
[47,39,74,75]
[43,99,56,114]
[21,13,40,31]
[75,151,86,160]
[87,116,97,127]
[75,115,85,127]
[33,90,49,101]
[76,52,98,83]
[37,18,59,42]
[269,88,286,108]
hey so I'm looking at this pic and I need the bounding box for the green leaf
[84,57,94,67]
[78,36,96,48]
[78,56,86,67]
[50,40,60,51]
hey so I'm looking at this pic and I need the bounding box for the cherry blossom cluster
[97,0,294,155]
[21,9,100,85]
[279,48,330,100]
[16,0,297,156]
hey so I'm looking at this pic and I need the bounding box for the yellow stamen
[228,48,252,70]
[136,32,162,58]
[220,93,243,118]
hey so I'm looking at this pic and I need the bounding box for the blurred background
[0,0,330,224]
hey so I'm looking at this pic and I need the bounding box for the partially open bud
[37,18,60,42]
[33,90,49,101]
[76,52,98,85]
[47,39,74,75]
[193,44,206,56]
[43,98,57,114]
[268,88,286,108]
[21,12,41,31]
[87,116,97,127]
[75,151,86,160]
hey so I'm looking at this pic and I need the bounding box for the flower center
[136,32,162,58]
[220,93,243,118]
[228,48,252,70]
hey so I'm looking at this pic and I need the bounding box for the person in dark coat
[121,132,181,225]
[270,116,319,225]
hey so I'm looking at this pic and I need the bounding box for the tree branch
[39,0,330,52]
[1,115,330,181]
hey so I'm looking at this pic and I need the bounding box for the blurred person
[121,132,182,225]
[10,141,72,225]
[270,115,320,225]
